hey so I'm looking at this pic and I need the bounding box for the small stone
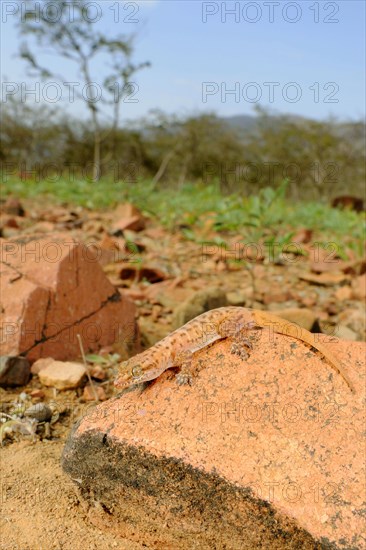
[338,308,365,336]
[226,290,249,307]
[31,357,54,375]
[30,389,45,399]
[333,325,358,341]
[301,294,317,308]
[1,226,20,238]
[292,228,313,244]
[123,288,147,301]
[172,288,228,328]
[3,216,20,229]
[334,286,352,301]
[38,361,86,390]
[82,385,107,401]
[300,272,350,286]
[2,197,25,216]
[90,366,106,380]
[269,308,318,332]
[138,266,167,284]
[27,221,55,234]
[351,274,366,300]
[262,291,293,305]
[0,356,30,387]
[112,203,146,233]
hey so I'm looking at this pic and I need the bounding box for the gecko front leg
[174,350,195,385]
[175,318,256,385]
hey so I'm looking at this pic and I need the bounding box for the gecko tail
[254,311,355,394]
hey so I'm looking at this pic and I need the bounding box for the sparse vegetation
[2,175,363,250]
[2,101,364,199]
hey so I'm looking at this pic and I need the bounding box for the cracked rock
[0,234,137,361]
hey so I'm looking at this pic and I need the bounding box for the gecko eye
[131,364,143,380]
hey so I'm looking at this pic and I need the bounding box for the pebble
[0,356,30,387]
[38,361,87,390]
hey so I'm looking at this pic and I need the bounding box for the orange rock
[62,336,365,549]
[100,234,125,249]
[2,197,25,216]
[122,288,147,301]
[96,234,127,265]
[114,203,142,219]
[292,228,313,244]
[119,265,167,285]
[262,290,293,305]
[26,221,55,234]
[269,308,317,331]
[82,384,107,401]
[112,203,146,233]
[334,285,352,301]
[1,215,20,229]
[338,308,365,338]
[299,292,318,308]
[0,235,137,360]
[310,259,349,274]
[300,272,350,286]
[90,365,106,380]
[139,266,167,283]
[144,227,167,240]
[352,274,366,300]
[145,282,191,307]
[40,206,80,224]
[29,389,45,398]
[112,215,146,233]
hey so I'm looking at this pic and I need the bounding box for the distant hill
[220,114,258,133]
[220,113,365,145]
[127,110,365,146]
[220,113,309,135]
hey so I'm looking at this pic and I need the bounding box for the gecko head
[114,361,145,388]
[114,358,162,389]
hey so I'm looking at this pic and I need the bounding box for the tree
[242,106,365,199]
[18,0,150,180]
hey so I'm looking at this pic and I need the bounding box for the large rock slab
[0,235,137,360]
[62,333,365,549]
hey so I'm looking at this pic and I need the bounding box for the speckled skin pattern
[115,307,354,393]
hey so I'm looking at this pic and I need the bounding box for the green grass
[2,177,364,253]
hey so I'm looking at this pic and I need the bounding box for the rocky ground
[0,196,364,549]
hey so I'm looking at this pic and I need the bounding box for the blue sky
[1,0,365,122]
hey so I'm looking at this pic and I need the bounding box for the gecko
[114,306,355,393]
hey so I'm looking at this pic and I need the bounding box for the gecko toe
[230,342,250,359]
[175,372,192,385]
[242,338,253,350]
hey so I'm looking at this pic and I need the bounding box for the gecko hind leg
[218,319,255,360]
[230,331,253,359]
